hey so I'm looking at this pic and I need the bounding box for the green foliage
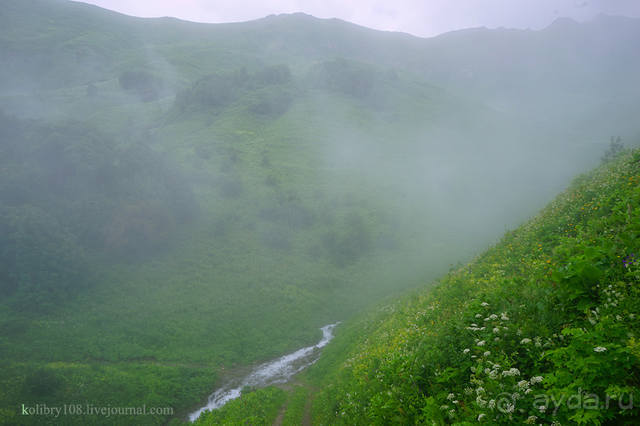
[177,72,241,111]
[174,64,294,115]
[118,70,163,102]
[601,136,625,164]
[0,205,86,310]
[193,386,286,425]
[2,3,639,425]
[309,149,640,424]
[1,361,217,425]
[309,58,376,99]
[323,212,373,267]
[22,367,65,399]
[247,86,293,116]
[281,386,310,425]
[0,112,197,263]
[254,64,292,86]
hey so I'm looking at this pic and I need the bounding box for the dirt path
[271,381,319,426]
[301,384,319,426]
[301,395,314,426]
[272,401,288,426]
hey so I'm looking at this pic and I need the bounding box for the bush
[118,70,163,102]
[22,368,65,399]
[247,86,293,116]
[0,205,86,307]
[323,212,372,267]
[311,58,376,99]
[254,64,292,86]
[601,136,624,164]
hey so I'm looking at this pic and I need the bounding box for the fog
[3,0,637,331]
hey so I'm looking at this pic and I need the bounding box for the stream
[188,322,340,422]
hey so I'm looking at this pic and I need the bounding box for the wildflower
[464,387,473,395]
[520,338,532,344]
[525,415,538,424]
[463,348,471,354]
[623,253,637,268]
[502,368,520,377]
[539,405,547,413]
[481,302,489,307]
[504,403,515,413]
[487,399,495,409]
[476,387,485,394]
[484,351,491,357]
[594,346,607,352]
[517,380,529,389]
[477,340,486,346]
[493,327,500,334]
[500,312,509,321]
[475,314,482,318]
[440,405,449,410]
[477,413,486,421]
[530,376,543,384]
[476,395,487,407]
[447,393,455,400]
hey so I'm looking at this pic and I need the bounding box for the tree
[601,136,624,163]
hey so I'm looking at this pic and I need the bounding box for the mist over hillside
[0,0,638,424]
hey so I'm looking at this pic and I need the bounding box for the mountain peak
[547,16,579,29]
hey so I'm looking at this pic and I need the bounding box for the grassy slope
[296,149,640,424]
[206,148,640,425]
[0,10,473,425]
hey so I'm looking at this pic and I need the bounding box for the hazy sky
[73,0,640,37]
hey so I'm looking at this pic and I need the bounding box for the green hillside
[303,149,640,424]
[199,148,640,425]
[1,1,639,425]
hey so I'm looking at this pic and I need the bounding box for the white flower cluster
[530,376,543,384]
[501,368,520,377]
[603,284,624,309]
[467,323,486,331]
[459,306,550,421]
